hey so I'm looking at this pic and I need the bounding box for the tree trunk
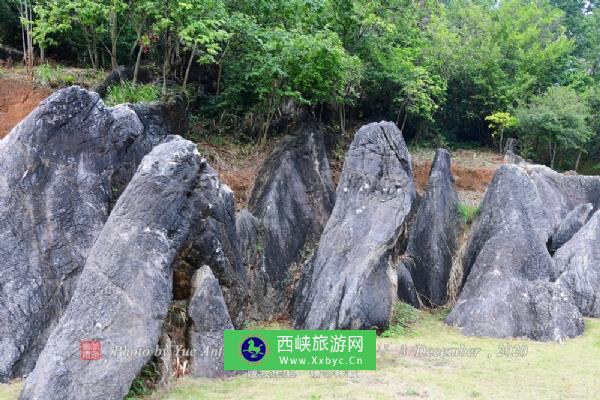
[550,142,557,170]
[109,10,118,70]
[133,42,144,85]
[574,150,582,172]
[182,47,196,91]
[40,46,45,63]
[339,104,345,135]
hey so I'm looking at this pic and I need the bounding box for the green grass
[35,63,77,87]
[2,315,599,399]
[144,314,600,400]
[105,82,160,107]
[457,203,480,225]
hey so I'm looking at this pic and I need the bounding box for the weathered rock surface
[396,262,420,308]
[548,203,593,253]
[526,165,600,229]
[20,137,205,400]
[172,164,248,327]
[448,165,586,341]
[295,121,416,330]
[235,209,277,319]
[0,87,168,382]
[447,222,583,341]
[554,210,600,317]
[188,266,234,378]
[459,165,553,286]
[406,149,459,306]
[245,121,335,317]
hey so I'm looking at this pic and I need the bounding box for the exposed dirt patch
[198,140,273,210]
[0,78,52,138]
[411,148,504,207]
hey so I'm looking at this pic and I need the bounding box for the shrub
[457,203,480,225]
[105,82,160,106]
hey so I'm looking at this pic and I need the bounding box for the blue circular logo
[241,336,266,362]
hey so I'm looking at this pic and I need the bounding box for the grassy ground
[144,314,599,400]
[2,310,598,399]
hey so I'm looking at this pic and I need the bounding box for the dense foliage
[1,0,599,170]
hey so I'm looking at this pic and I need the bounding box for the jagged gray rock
[447,165,585,341]
[525,165,600,229]
[172,165,248,328]
[188,266,234,378]
[554,210,600,317]
[0,86,168,382]
[236,209,277,320]
[549,203,593,253]
[460,165,553,285]
[406,149,459,306]
[294,121,416,330]
[245,121,335,317]
[447,222,583,341]
[396,262,420,308]
[20,137,205,400]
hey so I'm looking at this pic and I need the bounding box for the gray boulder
[548,203,593,253]
[294,121,416,330]
[188,266,234,378]
[406,149,459,306]
[447,222,583,341]
[172,165,248,328]
[246,121,335,316]
[0,87,167,382]
[460,165,553,285]
[20,138,205,400]
[447,165,584,341]
[396,262,420,308]
[554,210,600,317]
[525,165,600,229]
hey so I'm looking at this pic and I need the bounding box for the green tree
[515,86,592,169]
[485,111,517,153]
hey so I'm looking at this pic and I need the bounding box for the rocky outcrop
[548,203,593,253]
[396,262,420,308]
[447,221,583,341]
[172,164,248,327]
[0,87,168,382]
[20,138,206,400]
[244,121,335,317]
[187,266,234,378]
[294,121,416,330]
[459,165,553,286]
[406,149,459,306]
[554,210,600,317]
[447,165,586,341]
[525,165,600,229]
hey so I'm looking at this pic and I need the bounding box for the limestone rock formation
[172,165,248,328]
[447,165,586,341]
[548,203,593,253]
[20,138,205,400]
[447,222,583,341]
[396,262,420,309]
[0,87,167,382]
[188,266,234,378]
[244,121,335,317]
[406,149,459,306]
[554,210,600,317]
[459,165,553,286]
[294,121,416,330]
